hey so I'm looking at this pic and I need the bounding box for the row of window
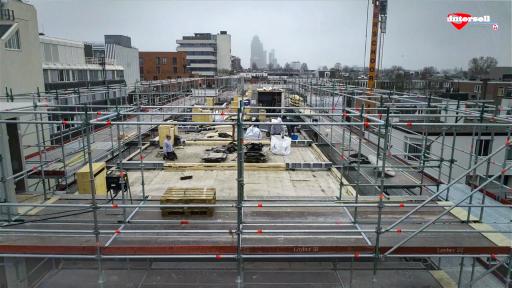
[139,66,180,75]
[43,69,124,83]
[139,57,178,65]
[188,59,217,64]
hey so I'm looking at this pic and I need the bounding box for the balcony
[186,55,216,60]
[177,46,215,52]
[188,63,216,68]
[85,57,115,65]
[176,39,216,45]
[0,9,15,21]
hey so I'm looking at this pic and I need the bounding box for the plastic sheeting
[271,135,291,155]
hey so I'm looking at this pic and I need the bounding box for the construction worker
[163,135,177,161]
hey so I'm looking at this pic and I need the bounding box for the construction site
[0,0,511,287]
[0,75,510,287]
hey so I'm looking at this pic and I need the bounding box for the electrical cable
[0,198,115,227]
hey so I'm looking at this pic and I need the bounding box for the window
[173,57,177,65]
[43,70,49,83]
[156,57,161,65]
[475,139,491,156]
[173,67,178,74]
[156,66,161,74]
[497,87,505,97]
[5,29,21,50]
[58,70,65,82]
[162,57,167,64]
[474,85,481,93]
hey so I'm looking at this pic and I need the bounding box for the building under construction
[0,76,510,287]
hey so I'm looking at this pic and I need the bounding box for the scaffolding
[0,76,511,287]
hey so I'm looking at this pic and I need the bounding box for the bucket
[291,134,299,141]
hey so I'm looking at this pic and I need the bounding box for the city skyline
[28,0,511,70]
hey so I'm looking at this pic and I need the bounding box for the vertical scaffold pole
[372,106,390,285]
[236,99,245,288]
[84,105,104,287]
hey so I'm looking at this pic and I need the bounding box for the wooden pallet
[161,207,214,217]
[160,187,216,217]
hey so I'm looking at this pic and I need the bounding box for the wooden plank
[437,201,479,222]
[430,270,456,288]
[469,223,511,247]
[26,196,60,216]
[164,162,285,171]
[185,140,270,146]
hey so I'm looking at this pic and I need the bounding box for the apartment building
[90,35,140,86]
[0,0,43,96]
[176,31,231,76]
[139,51,189,80]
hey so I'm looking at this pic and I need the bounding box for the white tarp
[271,135,291,155]
[244,126,262,140]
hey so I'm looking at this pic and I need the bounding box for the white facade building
[177,31,231,76]
[40,35,125,90]
[0,0,43,96]
[91,35,140,86]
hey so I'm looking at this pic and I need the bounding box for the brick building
[139,52,190,80]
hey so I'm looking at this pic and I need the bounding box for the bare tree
[468,56,497,79]
[284,63,291,71]
[333,63,342,71]
[389,65,406,81]
[420,66,438,79]
[300,63,309,72]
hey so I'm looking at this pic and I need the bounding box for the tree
[284,63,291,71]
[320,65,328,71]
[468,56,497,79]
[334,63,342,71]
[389,65,406,82]
[300,63,309,72]
[419,66,438,79]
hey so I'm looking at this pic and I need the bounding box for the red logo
[447,12,472,30]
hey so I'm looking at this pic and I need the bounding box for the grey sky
[28,0,511,70]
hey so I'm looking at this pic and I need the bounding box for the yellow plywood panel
[76,162,107,195]
[258,109,266,122]
[206,97,215,107]
[430,270,456,288]
[192,107,213,123]
[469,223,511,246]
[158,125,175,148]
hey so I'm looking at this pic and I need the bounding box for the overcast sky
[27,0,511,70]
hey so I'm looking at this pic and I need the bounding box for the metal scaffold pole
[83,104,104,287]
[236,99,245,287]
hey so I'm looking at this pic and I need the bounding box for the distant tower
[250,35,266,69]
[268,49,277,68]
